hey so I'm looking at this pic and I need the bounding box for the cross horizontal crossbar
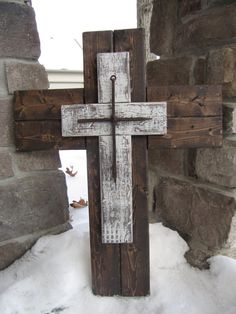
[76,117,152,123]
[62,102,167,137]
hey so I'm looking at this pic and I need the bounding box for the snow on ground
[0,151,236,314]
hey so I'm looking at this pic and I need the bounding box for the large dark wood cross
[14,29,222,297]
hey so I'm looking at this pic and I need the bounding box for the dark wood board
[14,88,84,121]
[149,116,222,148]
[14,88,85,151]
[83,31,113,104]
[15,120,86,151]
[148,85,222,117]
[86,137,121,295]
[148,85,222,148]
[83,31,121,296]
[114,28,150,296]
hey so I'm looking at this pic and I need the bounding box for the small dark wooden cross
[14,28,223,297]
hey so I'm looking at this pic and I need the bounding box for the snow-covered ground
[0,151,236,314]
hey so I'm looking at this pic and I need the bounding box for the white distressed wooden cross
[61,52,167,244]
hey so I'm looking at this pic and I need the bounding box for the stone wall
[137,0,155,62]
[138,0,236,268]
[0,0,70,270]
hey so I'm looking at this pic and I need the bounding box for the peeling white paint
[100,135,132,243]
[97,52,131,104]
[61,51,167,244]
[61,102,167,137]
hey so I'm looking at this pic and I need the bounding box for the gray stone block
[206,47,236,98]
[0,171,69,241]
[147,55,206,87]
[0,0,28,4]
[196,145,236,188]
[0,151,14,179]
[175,4,236,54]
[0,238,36,271]
[0,222,71,270]
[6,62,49,94]
[150,0,178,56]
[137,0,155,62]
[0,2,40,59]
[224,134,236,147]
[223,102,236,135]
[14,151,61,173]
[0,98,14,146]
[155,176,236,268]
[179,0,201,17]
[0,61,9,97]
[147,56,193,87]
[203,0,236,9]
[149,147,186,176]
[220,213,236,260]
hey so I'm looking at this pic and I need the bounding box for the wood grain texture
[97,52,131,103]
[87,137,121,295]
[15,121,86,151]
[99,135,132,243]
[147,85,222,117]
[114,29,146,102]
[149,116,222,148]
[147,85,222,148]
[114,28,150,296]
[14,88,85,151]
[83,31,113,104]
[61,102,167,137]
[83,31,121,296]
[97,51,133,244]
[14,88,84,121]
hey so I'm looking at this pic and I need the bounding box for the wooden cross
[61,51,166,244]
[14,29,222,297]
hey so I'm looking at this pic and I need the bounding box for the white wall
[47,69,83,89]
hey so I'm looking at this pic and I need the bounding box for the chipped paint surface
[61,51,167,244]
[99,135,132,243]
[97,52,131,104]
[61,102,167,137]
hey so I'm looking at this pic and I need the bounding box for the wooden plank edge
[83,30,121,296]
[14,88,84,121]
[147,85,222,118]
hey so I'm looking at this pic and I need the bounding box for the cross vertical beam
[114,29,150,296]
[84,31,121,296]
[83,29,150,296]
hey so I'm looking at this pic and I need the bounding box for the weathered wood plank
[83,31,113,104]
[14,88,85,151]
[114,28,150,296]
[147,85,222,148]
[87,137,121,295]
[15,121,86,151]
[149,116,222,148]
[15,84,222,151]
[83,31,121,296]
[97,52,131,103]
[61,102,166,137]
[100,135,132,243]
[147,85,222,117]
[14,88,84,121]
